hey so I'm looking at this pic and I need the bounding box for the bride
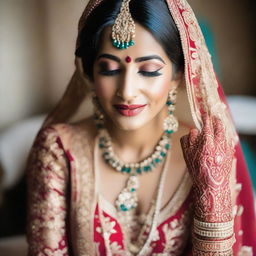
[26,0,256,255]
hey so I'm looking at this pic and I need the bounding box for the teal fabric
[241,140,256,191]
[199,19,221,77]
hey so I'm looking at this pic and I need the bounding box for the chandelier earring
[92,92,105,129]
[163,88,179,134]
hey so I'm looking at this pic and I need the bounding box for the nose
[116,69,138,102]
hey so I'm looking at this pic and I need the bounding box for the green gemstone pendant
[115,176,139,212]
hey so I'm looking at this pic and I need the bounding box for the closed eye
[99,69,121,76]
[138,69,163,77]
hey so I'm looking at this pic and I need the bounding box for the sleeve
[26,126,70,256]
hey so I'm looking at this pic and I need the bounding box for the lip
[113,104,147,117]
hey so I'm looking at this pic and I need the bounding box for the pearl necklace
[98,128,172,212]
[99,128,172,175]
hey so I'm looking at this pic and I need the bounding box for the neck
[105,109,167,163]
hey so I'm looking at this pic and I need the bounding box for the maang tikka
[111,0,135,49]
[163,88,179,134]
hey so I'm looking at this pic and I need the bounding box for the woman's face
[93,23,181,131]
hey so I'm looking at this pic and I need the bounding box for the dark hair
[76,0,184,80]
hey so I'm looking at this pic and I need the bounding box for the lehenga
[26,0,256,255]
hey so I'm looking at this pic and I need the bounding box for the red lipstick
[113,104,147,117]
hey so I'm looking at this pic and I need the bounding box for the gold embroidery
[167,0,237,144]
[238,246,253,256]
[109,242,127,256]
[64,124,96,256]
[162,210,191,255]
[27,127,69,255]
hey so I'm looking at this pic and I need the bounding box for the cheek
[94,78,115,101]
[145,78,170,103]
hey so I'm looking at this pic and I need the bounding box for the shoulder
[37,117,97,162]
[38,116,97,149]
[28,126,69,179]
[29,116,97,168]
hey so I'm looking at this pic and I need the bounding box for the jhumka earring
[163,88,179,134]
[92,93,105,129]
[111,0,135,49]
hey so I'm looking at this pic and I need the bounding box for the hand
[180,115,234,222]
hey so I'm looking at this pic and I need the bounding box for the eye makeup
[138,68,163,77]
[138,63,164,77]
[98,61,120,76]
[96,54,165,77]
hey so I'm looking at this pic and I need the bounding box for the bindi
[125,56,132,63]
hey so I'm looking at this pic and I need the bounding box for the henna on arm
[181,115,235,256]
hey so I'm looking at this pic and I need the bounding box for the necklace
[98,128,172,212]
[98,128,171,175]
[97,146,170,256]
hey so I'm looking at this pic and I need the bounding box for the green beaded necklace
[98,129,172,176]
[97,127,173,212]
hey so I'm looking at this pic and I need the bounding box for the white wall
[0,1,47,130]
[0,0,87,131]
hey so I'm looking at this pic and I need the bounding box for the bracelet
[193,234,236,252]
[194,226,233,239]
[192,249,233,256]
[194,219,234,230]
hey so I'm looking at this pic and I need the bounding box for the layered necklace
[97,127,172,213]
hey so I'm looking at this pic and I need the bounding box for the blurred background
[0,0,255,254]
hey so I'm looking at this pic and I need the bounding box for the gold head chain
[111,0,136,49]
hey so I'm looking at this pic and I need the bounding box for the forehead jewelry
[112,0,135,49]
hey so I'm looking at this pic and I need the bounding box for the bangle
[194,226,233,239]
[193,234,235,252]
[194,218,234,230]
[192,249,233,256]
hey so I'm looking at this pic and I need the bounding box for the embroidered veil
[27,0,256,254]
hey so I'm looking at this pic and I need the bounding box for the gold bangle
[192,248,233,256]
[193,234,236,252]
[194,226,233,239]
[194,218,234,230]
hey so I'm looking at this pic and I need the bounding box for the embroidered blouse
[26,124,255,256]
[94,184,193,255]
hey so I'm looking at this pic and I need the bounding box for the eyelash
[99,70,121,76]
[99,69,162,77]
[138,70,162,77]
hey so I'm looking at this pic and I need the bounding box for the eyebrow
[97,54,121,63]
[97,53,165,64]
[135,55,166,64]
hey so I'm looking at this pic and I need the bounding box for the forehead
[98,23,171,63]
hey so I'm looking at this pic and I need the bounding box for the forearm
[180,116,236,255]
[192,184,234,255]
[194,183,233,223]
